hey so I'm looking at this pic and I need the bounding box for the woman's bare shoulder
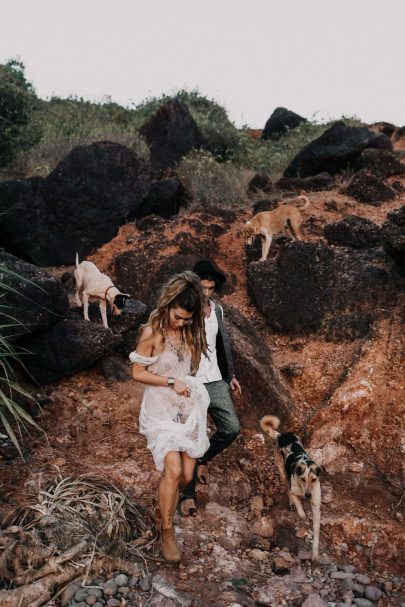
[137,325,163,348]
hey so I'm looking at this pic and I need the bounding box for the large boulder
[356,148,405,178]
[21,319,121,384]
[247,241,401,339]
[382,205,405,270]
[135,177,189,219]
[222,303,292,426]
[262,107,306,140]
[0,251,68,340]
[0,142,149,265]
[284,121,392,178]
[277,172,334,192]
[345,170,396,204]
[139,99,208,176]
[324,215,382,249]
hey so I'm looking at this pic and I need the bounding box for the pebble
[342,565,357,574]
[128,575,139,588]
[354,600,373,607]
[88,588,103,598]
[139,573,152,592]
[106,600,121,607]
[302,593,328,607]
[339,578,353,594]
[103,581,118,596]
[75,590,89,602]
[75,603,87,607]
[93,603,103,607]
[114,574,128,586]
[330,571,356,580]
[61,583,80,606]
[86,597,97,606]
[352,583,364,597]
[382,580,392,592]
[364,586,383,602]
[356,574,371,585]
[118,585,130,594]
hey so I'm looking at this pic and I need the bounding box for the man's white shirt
[195,300,222,383]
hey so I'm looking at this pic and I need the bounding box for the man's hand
[230,376,241,395]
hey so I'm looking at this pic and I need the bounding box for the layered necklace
[165,330,185,363]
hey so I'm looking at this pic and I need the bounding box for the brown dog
[241,194,309,261]
[260,415,325,564]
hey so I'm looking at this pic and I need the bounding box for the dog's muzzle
[305,492,311,499]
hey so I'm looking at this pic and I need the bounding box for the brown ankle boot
[161,527,181,562]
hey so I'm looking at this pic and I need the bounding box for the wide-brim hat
[193,259,226,285]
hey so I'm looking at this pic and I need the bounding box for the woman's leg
[158,451,182,562]
[180,452,196,489]
[159,451,182,529]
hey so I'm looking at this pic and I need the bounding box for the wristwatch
[167,377,175,388]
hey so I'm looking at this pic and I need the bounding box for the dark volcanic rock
[247,241,400,339]
[356,148,405,178]
[135,177,189,219]
[139,99,208,176]
[345,170,396,204]
[370,121,397,137]
[252,198,280,214]
[222,303,292,425]
[0,142,149,266]
[22,319,121,384]
[277,172,334,192]
[262,107,306,140]
[0,251,68,340]
[248,173,273,195]
[284,122,392,178]
[324,215,382,249]
[382,205,405,269]
[98,355,131,382]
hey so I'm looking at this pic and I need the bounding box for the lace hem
[129,351,159,366]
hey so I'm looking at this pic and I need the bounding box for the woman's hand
[173,379,191,397]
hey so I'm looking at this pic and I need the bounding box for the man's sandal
[179,496,197,517]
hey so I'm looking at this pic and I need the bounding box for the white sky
[1,0,404,128]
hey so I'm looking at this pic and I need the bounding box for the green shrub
[0,60,41,168]
[177,149,253,209]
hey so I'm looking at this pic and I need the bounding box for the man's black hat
[193,259,226,285]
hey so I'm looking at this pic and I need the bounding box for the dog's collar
[104,285,115,301]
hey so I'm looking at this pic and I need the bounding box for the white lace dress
[129,348,210,472]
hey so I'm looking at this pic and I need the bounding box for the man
[180,259,241,516]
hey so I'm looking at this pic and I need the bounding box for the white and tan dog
[260,415,325,565]
[241,194,310,261]
[74,254,129,329]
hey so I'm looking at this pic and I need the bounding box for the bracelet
[167,377,175,388]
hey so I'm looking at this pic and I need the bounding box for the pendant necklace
[165,330,185,363]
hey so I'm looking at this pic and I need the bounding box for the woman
[130,271,210,562]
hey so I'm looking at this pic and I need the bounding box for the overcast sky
[1,0,404,128]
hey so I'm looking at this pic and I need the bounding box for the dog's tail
[260,415,281,439]
[295,193,310,209]
[75,252,79,267]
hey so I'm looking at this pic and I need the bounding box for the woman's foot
[180,497,197,517]
[197,462,208,485]
[161,527,182,562]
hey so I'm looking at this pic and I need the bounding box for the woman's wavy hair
[145,271,207,374]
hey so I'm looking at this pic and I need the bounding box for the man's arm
[215,303,241,394]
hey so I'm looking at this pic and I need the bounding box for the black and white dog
[260,415,325,564]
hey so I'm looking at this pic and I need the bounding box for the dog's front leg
[82,292,90,321]
[290,492,306,520]
[99,300,109,329]
[311,482,321,565]
[260,234,273,261]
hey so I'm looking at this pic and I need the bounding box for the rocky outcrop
[0,142,149,265]
[135,177,189,219]
[139,99,208,176]
[356,148,405,178]
[22,299,147,384]
[284,122,392,178]
[223,303,292,425]
[277,172,335,192]
[345,170,396,204]
[247,241,401,339]
[0,251,68,340]
[324,215,382,249]
[382,205,405,269]
[247,173,273,196]
[262,107,306,140]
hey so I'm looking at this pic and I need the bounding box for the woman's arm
[131,326,190,395]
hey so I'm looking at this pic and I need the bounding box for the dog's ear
[315,465,326,477]
[114,294,129,309]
